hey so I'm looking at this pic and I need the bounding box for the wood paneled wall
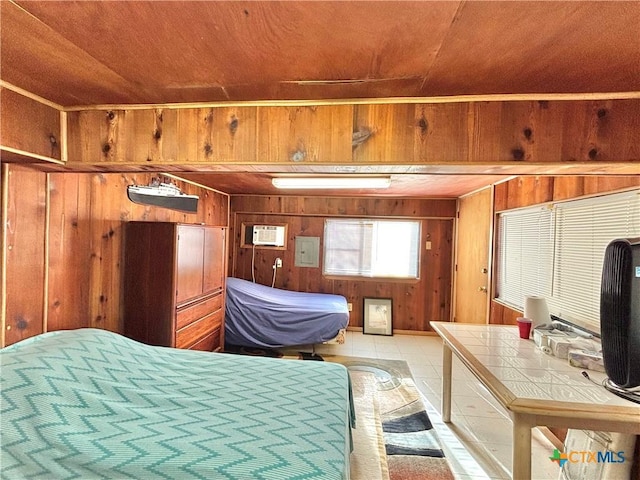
[0,87,61,162]
[231,196,457,218]
[2,164,47,346]
[230,196,456,333]
[64,99,640,167]
[67,106,257,164]
[1,164,229,347]
[490,175,640,325]
[494,175,640,211]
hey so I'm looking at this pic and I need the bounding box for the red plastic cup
[516,317,533,339]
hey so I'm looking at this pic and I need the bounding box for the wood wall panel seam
[1,164,8,347]
[60,111,68,164]
[43,173,50,333]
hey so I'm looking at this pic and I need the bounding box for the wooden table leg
[512,413,533,480]
[442,343,452,422]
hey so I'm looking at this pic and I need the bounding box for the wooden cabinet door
[203,227,225,293]
[454,187,493,323]
[176,225,205,304]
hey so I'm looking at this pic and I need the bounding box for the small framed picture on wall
[363,297,393,336]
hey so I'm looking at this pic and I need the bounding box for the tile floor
[313,330,560,480]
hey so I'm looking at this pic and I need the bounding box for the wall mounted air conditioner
[253,225,285,246]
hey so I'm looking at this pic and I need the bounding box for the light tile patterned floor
[313,331,561,480]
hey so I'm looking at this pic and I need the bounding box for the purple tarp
[224,277,349,348]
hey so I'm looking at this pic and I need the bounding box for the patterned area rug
[324,355,455,480]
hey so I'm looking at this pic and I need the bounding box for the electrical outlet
[347,302,353,311]
[276,258,282,268]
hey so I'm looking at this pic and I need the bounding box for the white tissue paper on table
[523,295,550,330]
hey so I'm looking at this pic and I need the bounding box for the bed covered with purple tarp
[224,277,349,348]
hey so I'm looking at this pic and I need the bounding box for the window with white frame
[496,189,640,333]
[323,219,420,278]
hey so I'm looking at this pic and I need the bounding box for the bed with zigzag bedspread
[1,328,354,480]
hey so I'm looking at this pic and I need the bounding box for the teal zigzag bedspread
[1,329,353,479]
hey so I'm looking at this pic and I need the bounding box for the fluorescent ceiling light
[272,177,391,189]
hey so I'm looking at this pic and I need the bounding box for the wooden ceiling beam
[62,99,640,167]
[3,85,639,183]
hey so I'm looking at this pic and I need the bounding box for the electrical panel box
[252,225,285,246]
[294,236,320,267]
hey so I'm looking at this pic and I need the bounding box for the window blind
[550,190,640,330]
[324,220,374,276]
[324,219,420,278]
[496,189,640,333]
[496,206,554,308]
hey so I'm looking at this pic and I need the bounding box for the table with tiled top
[430,321,640,480]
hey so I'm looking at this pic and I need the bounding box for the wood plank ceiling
[2,1,639,197]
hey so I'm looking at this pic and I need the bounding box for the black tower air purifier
[600,237,640,396]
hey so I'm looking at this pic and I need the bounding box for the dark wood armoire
[123,222,226,351]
